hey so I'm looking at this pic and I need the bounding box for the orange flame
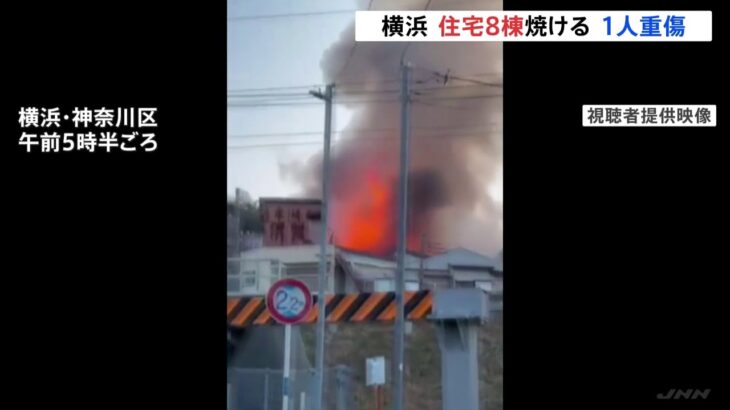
[332,170,395,256]
[331,168,434,257]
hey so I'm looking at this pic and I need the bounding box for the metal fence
[227,257,334,296]
[228,366,354,410]
[227,258,284,296]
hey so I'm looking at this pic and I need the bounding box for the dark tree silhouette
[227,200,263,234]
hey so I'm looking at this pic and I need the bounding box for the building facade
[260,198,322,247]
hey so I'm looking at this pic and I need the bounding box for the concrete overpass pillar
[430,288,491,410]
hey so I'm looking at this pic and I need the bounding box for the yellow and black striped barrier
[227,290,433,327]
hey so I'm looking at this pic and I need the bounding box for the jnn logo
[656,389,711,400]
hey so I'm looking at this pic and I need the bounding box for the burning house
[228,216,502,302]
[232,0,504,300]
[337,246,502,294]
[283,0,503,259]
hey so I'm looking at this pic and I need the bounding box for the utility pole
[419,234,426,287]
[310,84,334,410]
[393,62,411,410]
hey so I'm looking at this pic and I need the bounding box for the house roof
[337,249,429,269]
[337,249,423,281]
[404,253,424,270]
[338,249,396,269]
[237,245,499,279]
[338,246,500,272]
[422,247,499,271]
[239,244,334,264]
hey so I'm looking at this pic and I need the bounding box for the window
[227,260,241,276]
[475,281,493,293]
[241,270,257,287]
[373,280,416,291]
[374,279,394,292]
[405,281,420,291]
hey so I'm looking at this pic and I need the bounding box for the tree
[227,200,263,234]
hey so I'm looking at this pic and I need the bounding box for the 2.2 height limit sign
[266,278,313,410]
[266,278,313,325]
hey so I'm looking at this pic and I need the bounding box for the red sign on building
[260,198,322,246]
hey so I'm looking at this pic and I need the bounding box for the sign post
[283,324,291,410]
[266,279,313,410]
[366,356,386,410]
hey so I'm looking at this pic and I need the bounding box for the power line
[228,126,498,139]
[229,130,496,144]
[421,94,502,101]
[228,76,501,98]
[415,100,501,111]
[226,74,446,95]
[228,84,502,100]
[419,68,502,87]
[226,92,313,98]
[226,85,503,109]
[227,84,321,93]
[228,141,322,149]
[228,9,355,21]
[227,131,495,150]
[228,97,401,108]
[228,0,476,23]
[227,80,398,95]
[446,74,501,87]
[226,96,315,105]
[227,93,500,108]
[334,0,374,80]
[399,0,434,63]
[227,70,501,110]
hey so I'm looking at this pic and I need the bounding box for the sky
[228,0,359,200]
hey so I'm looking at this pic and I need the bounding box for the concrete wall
[228,326,313,410]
